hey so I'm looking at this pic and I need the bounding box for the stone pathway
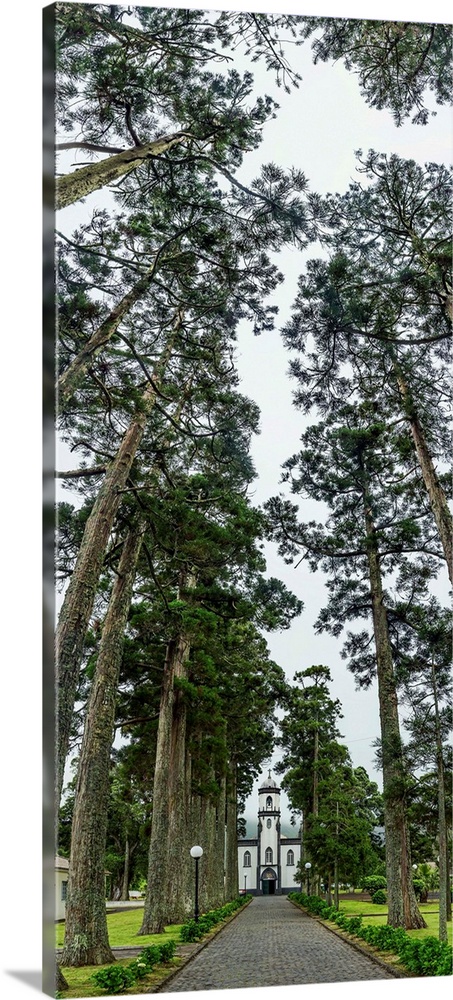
[160,896,397,991]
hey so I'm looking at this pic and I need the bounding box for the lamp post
[305,862,312,896]
[190,845,203,922]
[244,873,247,895]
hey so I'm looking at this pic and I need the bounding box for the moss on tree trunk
[364,503,426,930]
[395,365,452,583]
[139,570,195,934]
[61,526,144,967]
[56,327,178,806]
[224,760,239,900]
[56,133,190,209]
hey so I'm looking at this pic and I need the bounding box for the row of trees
[54,4,311,974]
[51,5,452,986]
[265,148,452,933]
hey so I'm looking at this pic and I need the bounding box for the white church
[237,771,302,895]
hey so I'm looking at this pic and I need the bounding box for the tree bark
[165,646,193,923]
[61,525,145,967]
[120,837,131,902]
[214,773,227,905]
[313,727,319,818]
[395,364,452,583]
[334,801,339,910]
[56,132,191,209]
[224,760,239,901]
[55,323,179,806]
[431,657,448,943]
[194,769,225,912]
[139,570,195,934]
[364,500,426,929]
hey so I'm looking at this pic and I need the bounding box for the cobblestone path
[162,896,397,991]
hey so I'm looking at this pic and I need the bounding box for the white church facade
[237,772,302,895]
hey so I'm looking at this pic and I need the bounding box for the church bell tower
[257,770,281,894]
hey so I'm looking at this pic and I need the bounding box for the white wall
[239,844,257,891]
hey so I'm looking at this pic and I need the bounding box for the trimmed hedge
[288,892,452,978]
[180,894,252,943]
[361,876,387,895]
[91,938,176,994]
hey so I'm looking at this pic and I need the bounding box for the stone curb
[148,899,254,994]
[288,899,410,979]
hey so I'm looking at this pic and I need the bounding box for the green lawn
[330,898,452,945]
[57,911,184,997]
[56,908,183,949]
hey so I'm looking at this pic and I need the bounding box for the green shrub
[180,919,203,942]
[179,894,250,944]
[140,944,161,967]
[129,957,151,980]
[361,875,387,896]
[372,889,387,905]
[91,964,136,994]
[159,940,177,963]
[306,896,326,915]
[91,939,179,993]
[398,936,452,976]
[346,916,363,934]
[289,888,451,976]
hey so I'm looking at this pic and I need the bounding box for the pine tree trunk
[56,132,190,209]
[58,263,162,406]
[327,874,333,907]
[165,667,192,923]
[431,658,448,943]
[224,760,238,901]
[395,365,452,583]
[334,801,339,909]
[55,326,179,806]
[313,728,319,817]
[364,502,426,929]
[446,851,452,923]
[139,570,195,934]
[214,774,227,905]
[120,837,131,902]
[61,526,144,967]
[138,633,191,933]
[196,773,223,912]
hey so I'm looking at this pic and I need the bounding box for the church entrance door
[261,868,277,895]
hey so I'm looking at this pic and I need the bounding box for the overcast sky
[1,3,451,1000]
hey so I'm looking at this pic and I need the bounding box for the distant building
[55,856,111,921]
[237,771,301,895]
[55,855,69,921]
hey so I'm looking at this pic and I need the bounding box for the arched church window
[265,847,273,864]
[266,818,272,828]
[287,850,294,866]
[266,796,272,809]
[243,851,251,867]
